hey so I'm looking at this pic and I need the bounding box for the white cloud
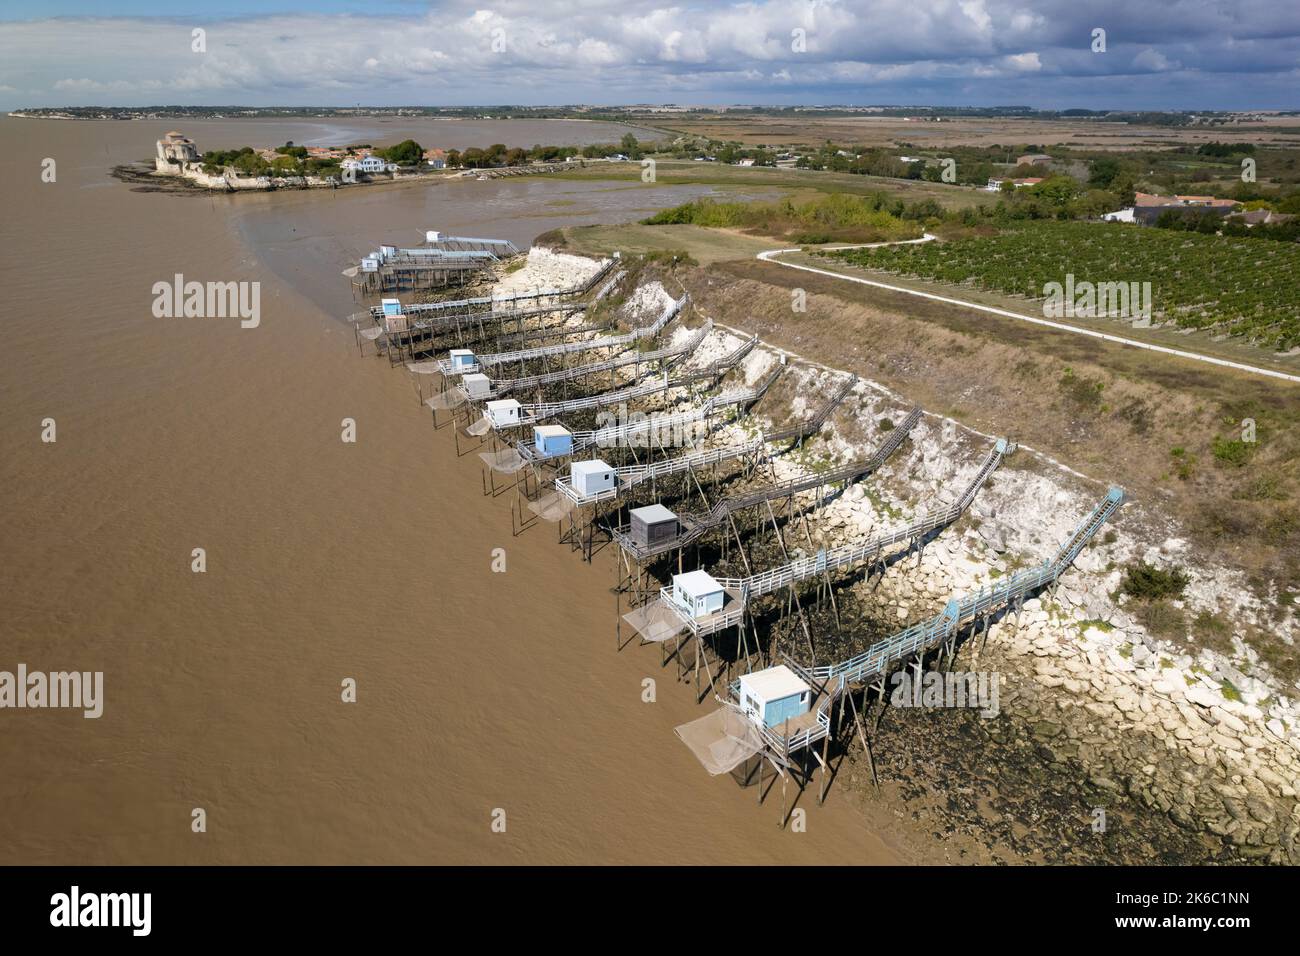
[0,1,1295,108]
[1131,48,1180,72]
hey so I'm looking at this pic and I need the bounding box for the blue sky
[1,1,1297,111]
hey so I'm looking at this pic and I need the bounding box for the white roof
[463,372,489,383]
[534,424,570,438]
[739,665,809,703]
[571,459,611,476]
[631,503,676,524]
[450,348,474,357]
[674,568,722,598]
[486,398,520,411]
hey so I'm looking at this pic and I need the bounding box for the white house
[485,399,521,428]
[570,459,615,498]
[738,665,812,729]
[671,569,724,620]
[1102,207,1136,223]
[343,155,390,174]
[462,373,492,399]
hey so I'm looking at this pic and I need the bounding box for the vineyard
[822,221,1300,352]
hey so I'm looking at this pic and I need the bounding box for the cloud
[1131,48,1180,72]
[0,1,1296,109]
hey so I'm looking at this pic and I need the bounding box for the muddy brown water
[0,117,908,864]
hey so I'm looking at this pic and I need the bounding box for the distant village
[149,130,1298,238]
[151,130,630,191]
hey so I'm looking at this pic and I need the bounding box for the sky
[0,0,1297,111]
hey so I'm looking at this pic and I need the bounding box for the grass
[643,192,924,244]
[1059,367,1105,409]
[1136,601,1188,641]
[550,158,993,209]
[555,223,778,265]
[1192,610,1234,654]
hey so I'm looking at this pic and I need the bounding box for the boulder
[1186,684,1220,708]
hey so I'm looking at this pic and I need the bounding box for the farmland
[644,192,926,244]
[823,222,1300,352]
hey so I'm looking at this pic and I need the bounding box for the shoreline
[672,258,1300,863]
[352,240,1300,864]
[110,158,634,198]
[222,205,922,864]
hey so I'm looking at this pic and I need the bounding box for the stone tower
[155,131,199,173]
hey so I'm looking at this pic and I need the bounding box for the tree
[381,139,423,165]
[1028,174,1079,207]
[1088,157,1122,189]
[1071,188,1121,220]
[1113,177,1137,207]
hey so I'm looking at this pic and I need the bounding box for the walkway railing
[657,437,1011,637]
[805,486,1125,690]
[435,293,687,375]
[611,404,920,561]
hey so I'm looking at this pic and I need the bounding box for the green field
[824,222,1300,351]
[643,192,926,244]
[551,158,995,209]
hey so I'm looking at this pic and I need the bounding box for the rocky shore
[477,249,1299,862]
[610,282,1300,863]
[761,360,1299,864]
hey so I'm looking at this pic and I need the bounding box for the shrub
[1119,561,1190,601]
[1059,368,1104,408]
[640,249,698,268]
[1212,436,1252,467]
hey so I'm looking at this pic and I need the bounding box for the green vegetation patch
[822,221,1300,350]
[643,193,925,244]
[1119,561,1191,601]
